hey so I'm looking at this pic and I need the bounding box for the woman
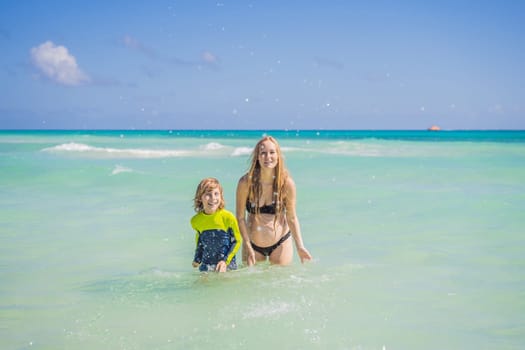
[236,136,312,266]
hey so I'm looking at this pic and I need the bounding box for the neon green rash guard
[190,209,242,271]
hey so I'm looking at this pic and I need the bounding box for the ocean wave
[202,142,255,157]
[301,141,436,157]
[231,147,252,156]
[42,142,192,159]
[42,141,261,159]
[40,140,431,159]
[201,142,224,150]
[110,165,133,175]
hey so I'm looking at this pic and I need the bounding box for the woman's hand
[244,242,256,266]
[192,261,200,268]
[297,246,312,263]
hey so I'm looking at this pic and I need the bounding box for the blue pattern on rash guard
[191,209,242,272]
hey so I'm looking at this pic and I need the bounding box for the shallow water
[1,130,524,349]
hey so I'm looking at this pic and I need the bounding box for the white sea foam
[50,142,93,152]
[231,147,252,156]
[242,301,295,319]
[110,165,133,175]
[42,142,190,158]
[201,142,224,150]
[40,141,423,160]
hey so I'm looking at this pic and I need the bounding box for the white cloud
[30,41,90,86]
[122,35,141,50]
[122,35,157,59]
[202,51,218,64]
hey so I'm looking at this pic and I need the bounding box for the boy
[191,178,242,272]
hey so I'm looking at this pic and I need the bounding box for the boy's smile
[201,188,221,214]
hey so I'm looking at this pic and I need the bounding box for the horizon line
[1,128,525,132]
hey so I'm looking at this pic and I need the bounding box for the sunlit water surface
[1,130,524,349]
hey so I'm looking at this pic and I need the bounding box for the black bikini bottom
[251,231,291,257]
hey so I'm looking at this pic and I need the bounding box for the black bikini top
[246,200,276,215]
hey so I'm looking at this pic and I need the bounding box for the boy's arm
[193,231,202,265]
[223,214,242,265]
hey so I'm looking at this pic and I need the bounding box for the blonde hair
[193,177,225,212]
[246,136,289,215]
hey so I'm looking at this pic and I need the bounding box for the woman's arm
[236,175,256,266]
[285,177,312,263]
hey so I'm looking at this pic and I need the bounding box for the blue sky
[1,1,524,130]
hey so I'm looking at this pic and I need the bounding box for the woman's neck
[259,168,275,184]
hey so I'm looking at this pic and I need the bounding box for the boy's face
[201,187,221,214]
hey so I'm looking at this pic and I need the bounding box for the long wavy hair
[193,177,225,213]
[246,136,289,216]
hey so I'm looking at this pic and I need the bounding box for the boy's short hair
[193,177,225,212]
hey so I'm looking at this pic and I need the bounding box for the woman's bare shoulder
[285,175,296,188]
[237,174,250,188]
[238,173,249,182]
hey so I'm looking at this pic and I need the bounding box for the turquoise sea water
[1,130,524,349]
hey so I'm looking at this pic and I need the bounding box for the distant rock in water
[428,125,441,131]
